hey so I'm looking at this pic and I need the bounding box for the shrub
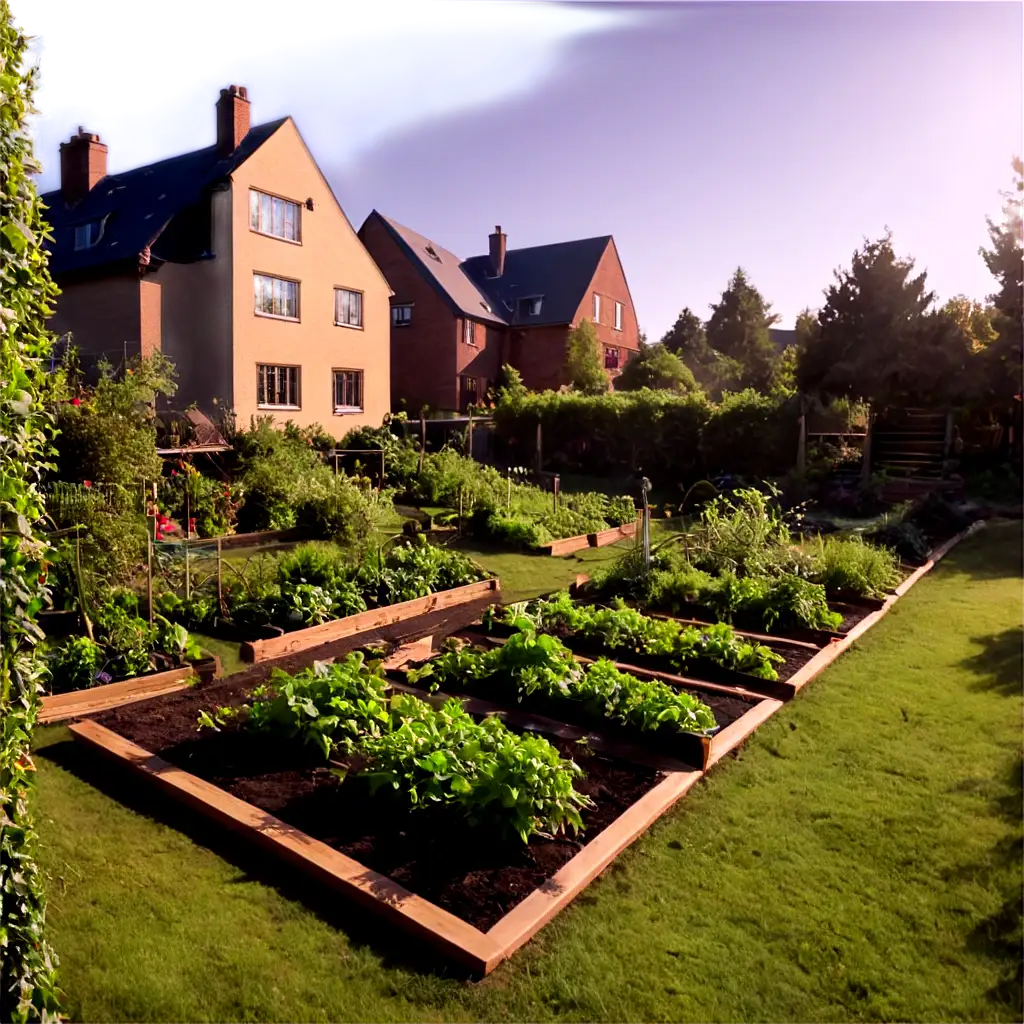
[294,475,382,550]
[47,636,103,693]
[805,535,901,600]
[606,495,638,526]
[481,510,552,549]
[159,463,241,538]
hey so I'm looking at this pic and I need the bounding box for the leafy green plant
[804,535,901,600]
[47,636,103,693]
[412,628,717,737]
[492,591,783,680]
[201,654,588,842]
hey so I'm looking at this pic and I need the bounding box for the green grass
[31,523,1022,1022]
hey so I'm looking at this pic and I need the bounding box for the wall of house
[455,319,503,409]
[574,239,641,385]
[230,120,392,433]
[159,187,235,415]
[48,273,159,374]
[509,325,572,392]
[358,215,460,414]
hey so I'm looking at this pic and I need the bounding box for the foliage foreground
[28,523,1023,1022]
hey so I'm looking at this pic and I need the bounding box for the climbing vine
[0,2,64,1019]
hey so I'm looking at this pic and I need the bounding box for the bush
[606,496,638,526]
[47,636,103,693]
[294,475,382,550]
[480,510,552,549]
[159,463,241,538]
[805,535,901,600]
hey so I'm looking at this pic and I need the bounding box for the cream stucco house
[42,86,392,433]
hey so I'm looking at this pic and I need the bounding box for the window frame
[249,188,302,244]
[391,304,413,327]
[257,363,301,410]
[593,293,601,323]
[463,318,476,347]
[604,346,621,370]
[517,295,543,318]
[614,301,624,331]
[253,273,301,322]
[458,373,480,411]
[333,368,365,414]
[334,287,364,329]
[73,220,104,251]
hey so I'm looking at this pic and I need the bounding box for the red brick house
[358,212,640,413]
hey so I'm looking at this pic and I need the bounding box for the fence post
[217,537,223,615]
[184,537,191,602]
[467,407,474,459]
[419,409,427,474]
[535,421,543,473]
[147,536,154,627]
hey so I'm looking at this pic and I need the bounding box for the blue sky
[23,0,1022,338]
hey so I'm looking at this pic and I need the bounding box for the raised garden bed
[541,520,637,558]
[40,655,221,724]
[240,579,500,663]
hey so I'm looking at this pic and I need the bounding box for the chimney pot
[488,224,507,278]
[60,129,108,206]
[216,84,251,156]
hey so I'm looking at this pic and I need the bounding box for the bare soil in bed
[92,672,661,931]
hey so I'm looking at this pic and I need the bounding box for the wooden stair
[871,408,961,502]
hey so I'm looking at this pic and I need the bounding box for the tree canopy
[564,318,608,395]
[705,268,781,392]
[615,341,698,393]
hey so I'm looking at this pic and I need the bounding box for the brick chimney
[216,85,250,156]
[488,225,506,278]
[59,127,107,206]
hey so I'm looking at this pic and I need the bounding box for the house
[357,213,640,413]
[41,86,392,433]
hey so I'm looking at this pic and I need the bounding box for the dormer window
[425,245,442,263]
[73,220,104,251]
[517,296,543,318]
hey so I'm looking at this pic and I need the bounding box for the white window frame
[463,318,476,346]
[333,368,364,414]
[257,364,300,409]
[335,287,363,329]
[391,304,413,327]
[249,189,301,243]
[73,220,103,251]
[614,301,624,331]
[253,273,300,321]
[593,293,601,323]
[517,296,543,318]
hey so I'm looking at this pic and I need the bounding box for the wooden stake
[147,535,154,627]
[467,407,474,458]
[797,412,807,475]
[217,537,223,615]
[535,421,543,472]
[419,409,426,473]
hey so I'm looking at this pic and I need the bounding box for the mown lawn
[31,522,1022,1022]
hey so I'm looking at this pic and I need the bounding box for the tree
[659,306,736,395]
[0,3,64,1017]
[615,340,698,393]
[941,296,998,353]
[977,157,1023,401]
[705,268,781,391]
[564,318,608,395]
[797,232,972,405]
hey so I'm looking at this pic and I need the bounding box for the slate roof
[366,211,612,328]
[40,119,287,278]
[769,328,797,352]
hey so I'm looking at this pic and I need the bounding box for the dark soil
[92,671,661,931]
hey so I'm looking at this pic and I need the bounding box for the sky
[21,0,1023,338]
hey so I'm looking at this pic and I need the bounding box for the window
[335,288,363,328]
[257,364,300,408]
[392,304,413,327]
[463,318,476,346]
[254,274,299,319]
[73,220,103,250]
[604,346,621,370]
[593,293,601,323]
[614,301,624,331]
[333,369,364,413]
[249,189,300,242]
[517,296,543,318]
[459,374,479,411]
[424,245,442,263]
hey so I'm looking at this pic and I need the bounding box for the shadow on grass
[966,754,1024,1018]
[941,521,1023,582]
[36,736,479,984]
[961,628,1024,697]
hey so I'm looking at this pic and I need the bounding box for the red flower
[171,469,178,477]
[71,397,81,407]
[83,480,92,489]
[38,574,47,584]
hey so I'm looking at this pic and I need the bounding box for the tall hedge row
[492,387,800,484]
[0,5,64,1019]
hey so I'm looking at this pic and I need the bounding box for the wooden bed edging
[39,656,221,725]
[240,579,501,664]
[204,526,308,551]
[68,720,505,975]
[542,519,638,558]
[486,768,703,962]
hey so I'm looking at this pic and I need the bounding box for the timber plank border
[39,658,221,725]
[68,720,504,975]
[240,579,500,664]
